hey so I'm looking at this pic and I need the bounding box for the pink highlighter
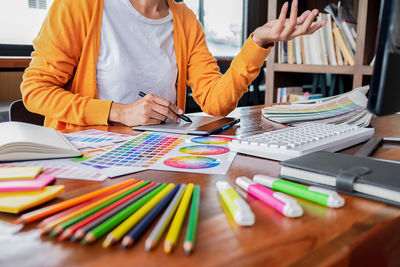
[235,176,303,218]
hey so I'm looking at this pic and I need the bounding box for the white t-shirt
[96,0,177,104]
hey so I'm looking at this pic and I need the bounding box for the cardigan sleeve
[187,19,272,116]
[20,0,112,126]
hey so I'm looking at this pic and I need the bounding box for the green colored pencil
[82,184,166,244]
[183,185,200,254]
[53,181,150,236]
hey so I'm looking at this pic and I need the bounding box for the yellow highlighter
[216,181,255,226]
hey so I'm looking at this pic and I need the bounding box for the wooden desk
[1,106,400,267]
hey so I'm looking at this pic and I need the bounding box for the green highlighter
[253,175,345,208]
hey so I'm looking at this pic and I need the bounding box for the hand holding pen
[108,91,191,126]
[138,91,192,123]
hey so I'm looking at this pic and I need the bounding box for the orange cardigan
[21,0,272,130]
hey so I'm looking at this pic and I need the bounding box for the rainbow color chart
[164,156,221,169]
[190,136,233,145]
[82,132,237,175]
[179,145,230,155]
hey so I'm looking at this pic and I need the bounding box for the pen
[235,176,303,218]
[216,181,255,226]
[138,91,192,123]
[253,174,345,208]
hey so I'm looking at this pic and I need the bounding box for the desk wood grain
[1,107,399,267]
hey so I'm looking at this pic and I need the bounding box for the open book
[0,122,81,161]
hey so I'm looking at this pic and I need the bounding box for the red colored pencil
[39,180,141,228]
[14,179,137,224]
[58,181,155,241]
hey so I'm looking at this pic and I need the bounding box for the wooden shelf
[265,0,380,105]
[273,64,373,75]
[0,57,31,69]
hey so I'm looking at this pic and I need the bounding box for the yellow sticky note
[0,185,64,213]
[0,167,42,180]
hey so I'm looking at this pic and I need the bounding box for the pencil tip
[103,236,114,248]
[81,239,87,245]
[48,231,57,238]
[145,240,154,251]
[183,242,193,254]
[164,242,172,254]
[13,218,22,225]
[121,237,133,249]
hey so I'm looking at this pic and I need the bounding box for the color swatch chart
[64,129,131,149]
[83,132,236,175]
[82,132,185,169]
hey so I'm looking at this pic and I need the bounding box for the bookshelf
[265,0,381,105]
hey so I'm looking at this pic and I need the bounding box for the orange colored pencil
[39,180,141,228]
[40,180,144,234]
[14,179,136,225]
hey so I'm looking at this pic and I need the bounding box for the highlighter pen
[138,91,192,123]
[216,181,255,226]
[253,174,345,208]
[236,177,303,218]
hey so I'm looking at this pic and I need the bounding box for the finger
[296,9,319,35]
[152,103,180,123]
[280,0,299,38]
[297,10,311,25]
[278,2,289,25]
[306,20,326,35]
[150,93,182,115]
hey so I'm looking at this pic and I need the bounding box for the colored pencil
[82,184,166,244]
[41,179,141,234]
[14,179,136,224]
[58,181,151,241]
[55,181,148,240]
[122,184,180,249]
[145,184,186,251]
[164,183,194,254]
[103,183,175,247]
[183,185,200,254]
[43,180,142,230]
[70,183,157,242]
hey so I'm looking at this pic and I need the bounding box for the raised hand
[252,0,326,48]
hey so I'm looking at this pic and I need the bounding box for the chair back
[9,100,45,126]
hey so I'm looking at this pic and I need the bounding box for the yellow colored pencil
[103,183,175,247]
[41,181,143,234]
[164,183,194,254]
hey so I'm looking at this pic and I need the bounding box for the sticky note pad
[0,185,64,213]
[0,174,55,193]
[0,167,42,180]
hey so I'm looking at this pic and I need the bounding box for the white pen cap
[253,174,278,188]
[309,186,345,208]
[235,176,255,191]
[273,192,304,218]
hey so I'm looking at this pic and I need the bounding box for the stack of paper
[262,86,372,127]
[0,166,63,213]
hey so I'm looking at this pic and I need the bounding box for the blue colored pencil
[121,184,180,248]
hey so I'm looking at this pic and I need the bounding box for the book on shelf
[0,121,82,162]
[277,2,357,66]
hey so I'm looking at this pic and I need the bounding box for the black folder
[280,151,400,206]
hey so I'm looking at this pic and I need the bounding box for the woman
[21,0,325,130]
